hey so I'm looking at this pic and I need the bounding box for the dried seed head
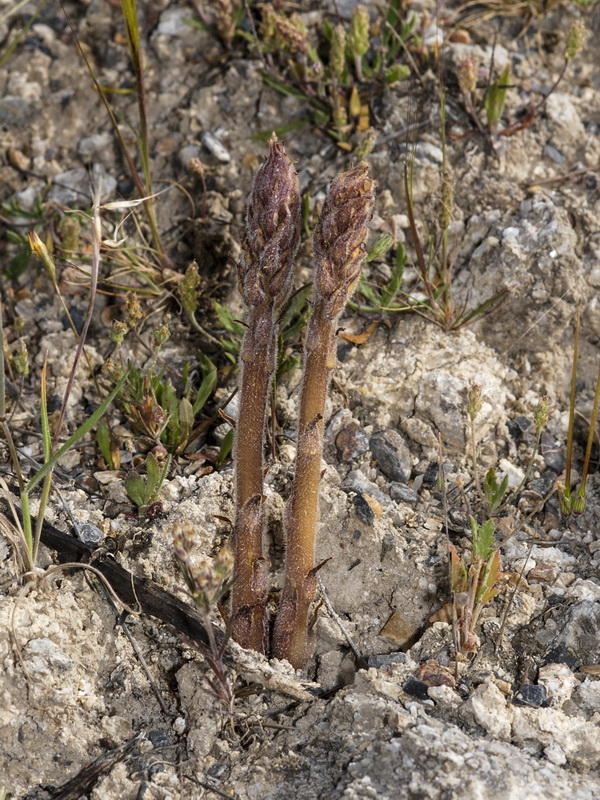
[458,57,479,95]
[152,315,171,350]
[125,292,143,326]
[467,383,483,421]
[173,524,232,611]
[215,0,236,47]
[173,522,196,561]
[239,134,301,310]
[313,162,376,318]
[261,7,307,55]
[110,320,128,346]
[534,395,550,434]
[12,340,29,376]
[181,260,201,317]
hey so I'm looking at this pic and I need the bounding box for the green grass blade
[25,372,129,495]
[192,354,217,415]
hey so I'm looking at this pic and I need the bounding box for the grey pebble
[200,131,231,163]
[342,470,390,508]
[369,429,411,483]
[389,482,419,504]
[75,523,105,546]
[367,652,408,669]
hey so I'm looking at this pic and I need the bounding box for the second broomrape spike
[273,162,376,669]
[231,135,301,652]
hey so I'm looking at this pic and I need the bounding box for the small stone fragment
[335,423,369,462]
[200,131,231,163]
[353,493,375,526]
[367,652,408,669]
[514,683,547,708]
[416,659,456,688]
[403,676,430,700]
[537,663,576,707]
[379,611,418,647]
[460,681,512,740]
[75,523,105,546]
[342,469,390,508]
[369,429,411,483]
[389,482,419,503]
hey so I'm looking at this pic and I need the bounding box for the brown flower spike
[231,135,301,652]
[273,162,376,668]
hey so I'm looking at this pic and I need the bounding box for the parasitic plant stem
[231,135,301,652]
[273,163,375,668]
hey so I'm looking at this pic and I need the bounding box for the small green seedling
[124,451,171,518]
[351,238,407,314]
[450,516,502,655]
[484,64,511,133]
[96,421,121,471]
[455,20,585,146]
[401,93,509,330]
[483,468,509,514]
[112,354,217,456]
[255,3,413,147]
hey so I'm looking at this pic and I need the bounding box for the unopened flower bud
[565,20,585,61]
[349,5,370,58]
[330,24,347,80]
[313,162,376,318]
[239,134,301,311]
[534,396,550,434]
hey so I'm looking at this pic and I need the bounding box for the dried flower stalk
[231,135,301,652]
[273,163,375,668]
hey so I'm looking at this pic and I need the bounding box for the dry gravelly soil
[1,1,600,798]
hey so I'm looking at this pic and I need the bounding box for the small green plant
[559,309,600,517]
[124,450,171,518]
[401,94,509,330]
[351,237,406,313]
[483,468,509,514]
[449,516,503,654]
[256,3,412,147]
[187,0,245,49]
[455,20,585,146]
[107,353,217,457]
[0,210,127,575]
[1,197,45,279]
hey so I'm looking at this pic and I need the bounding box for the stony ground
[1,1,600,798]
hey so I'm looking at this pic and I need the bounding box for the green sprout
[560,309,600,517]
[124,450,171,518]
[450,517,503,655]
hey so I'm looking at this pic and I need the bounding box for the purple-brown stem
[231,136,300,651]
[273,163,375,668]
